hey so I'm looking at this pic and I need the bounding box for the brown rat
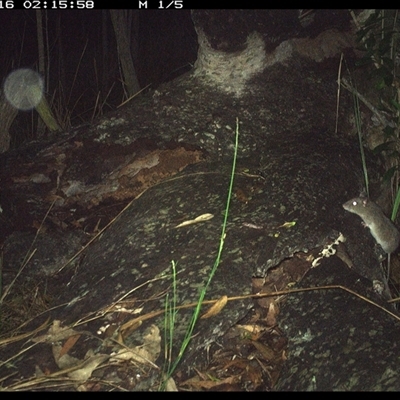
[343,196,400,254]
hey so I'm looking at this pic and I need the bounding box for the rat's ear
[361,197,369,207]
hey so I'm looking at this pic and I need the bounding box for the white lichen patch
[312,232,346,268]
[193,31,268,95]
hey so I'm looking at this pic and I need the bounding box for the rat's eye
[352,201,358,206]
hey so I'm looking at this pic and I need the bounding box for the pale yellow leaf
[201,295,228,319]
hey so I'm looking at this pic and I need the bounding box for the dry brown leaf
[59,334,81,359]
[251,340,278,362]
[269,369,282,388]
[265,301,278,327]
[120,318,142,337]
[243,362,263,387]
[33,320,80,343]
[52,342,80,369]
[163,376,178,391]
[201,295,228,319]
[68,354,109,381]
[236,323,264,339]
[111,324,161,366]
[181,375,236,390]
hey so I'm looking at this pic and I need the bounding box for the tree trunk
[110,10,140,97]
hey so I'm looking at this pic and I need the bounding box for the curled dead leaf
[201,295,228,319]
[174,213,214,228]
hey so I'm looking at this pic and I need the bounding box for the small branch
[341,77,392,127]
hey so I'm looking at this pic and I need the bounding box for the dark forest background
[0,9,197,148]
